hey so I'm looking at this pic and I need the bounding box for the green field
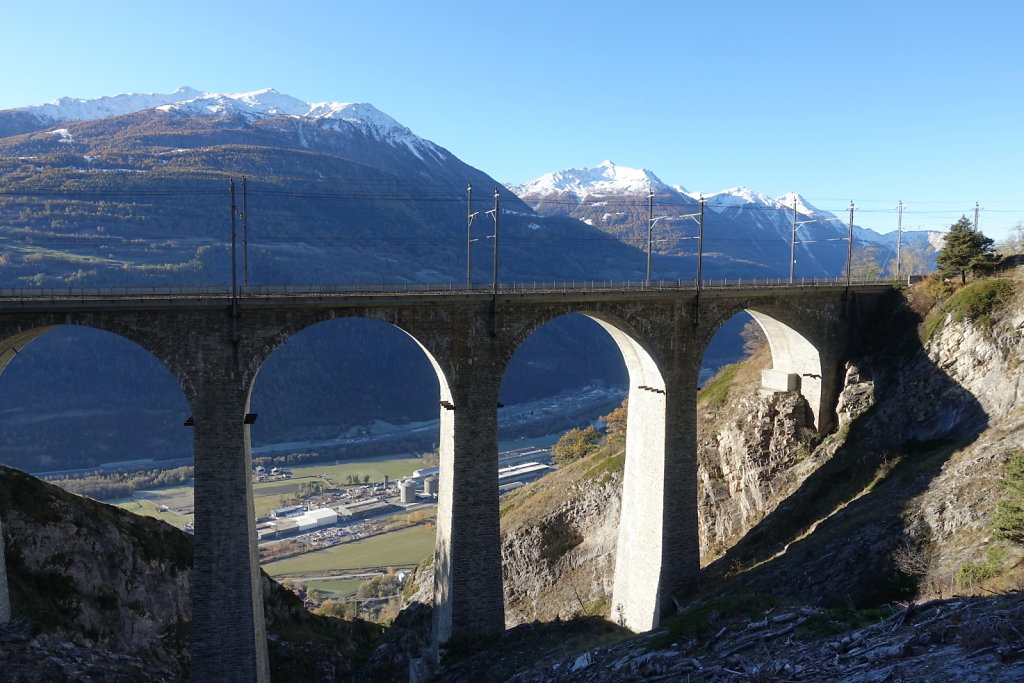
[262,525,434,577]
[263,454,426,487]
[114,497,193,529]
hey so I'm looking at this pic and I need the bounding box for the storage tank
[424,476,438,496]
[399,479,417,504]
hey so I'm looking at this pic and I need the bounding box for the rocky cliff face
[703,279,1024,605]
[697,352,820,561]
[501,464,622,626]
[0,465,191,676]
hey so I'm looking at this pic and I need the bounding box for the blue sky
[3,0,1022,236]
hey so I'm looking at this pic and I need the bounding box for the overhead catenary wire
[1,180,1018,248]
[0,181,1018,217]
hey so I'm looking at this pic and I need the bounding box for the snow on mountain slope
[3,87,442,160]
[8,86,205,123]
[774,192,834,219]
[511,161,947,277]
[704,187,836,220]
[703,186,777,210]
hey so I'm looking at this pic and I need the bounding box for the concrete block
[762,369,800,392]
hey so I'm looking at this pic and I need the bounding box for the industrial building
[498,447,552,468]
[338,499,399,520]
[400,458,554,502]
[270,505,304,519]
[409,466,439,483]
[399,479,417,504]
[498,461,553,486]
[257,506,338,541]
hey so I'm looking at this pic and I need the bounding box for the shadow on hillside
[699,292,988,608]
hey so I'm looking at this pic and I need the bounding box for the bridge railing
[0,275,914,299]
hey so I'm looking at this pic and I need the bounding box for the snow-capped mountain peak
[705,186,776,210]
[702,188,837,220]
[153,89,406,132]
[511,160,670,199]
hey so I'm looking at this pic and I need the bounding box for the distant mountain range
[511,160,940,280]
[0,88,939,472]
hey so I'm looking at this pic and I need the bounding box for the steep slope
[0,88,646,288]
[0,464,380,681]
[500,441,625,626]
[703,278,1022,605]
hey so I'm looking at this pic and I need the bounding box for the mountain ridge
[1,87,442,162]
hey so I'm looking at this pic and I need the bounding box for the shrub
[921,278,1015,343]
[552,426,603,465]
[956,561,999,589]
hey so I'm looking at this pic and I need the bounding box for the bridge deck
[0,276,902,310]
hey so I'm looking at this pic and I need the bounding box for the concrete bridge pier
[188,365,269,682]
[432,368,505,645]
[610,327,701,633]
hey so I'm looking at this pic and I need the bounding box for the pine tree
[993,450,1024,545]
[935,216,994,284]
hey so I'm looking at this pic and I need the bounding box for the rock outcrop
[698,355,820,560]
[0,465,191,675]
[439,592,1024,682]
[501,469,622,626]
[0,465,381,681]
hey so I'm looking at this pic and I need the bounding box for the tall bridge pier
[0,282,889,679]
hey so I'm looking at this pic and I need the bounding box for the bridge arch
[246,314,447,454]
[500,307,675,632]
[699,300,840,432]
[0,323,193,471]
[0,321,194,628]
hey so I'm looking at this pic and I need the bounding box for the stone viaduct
[0,281,892,681]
